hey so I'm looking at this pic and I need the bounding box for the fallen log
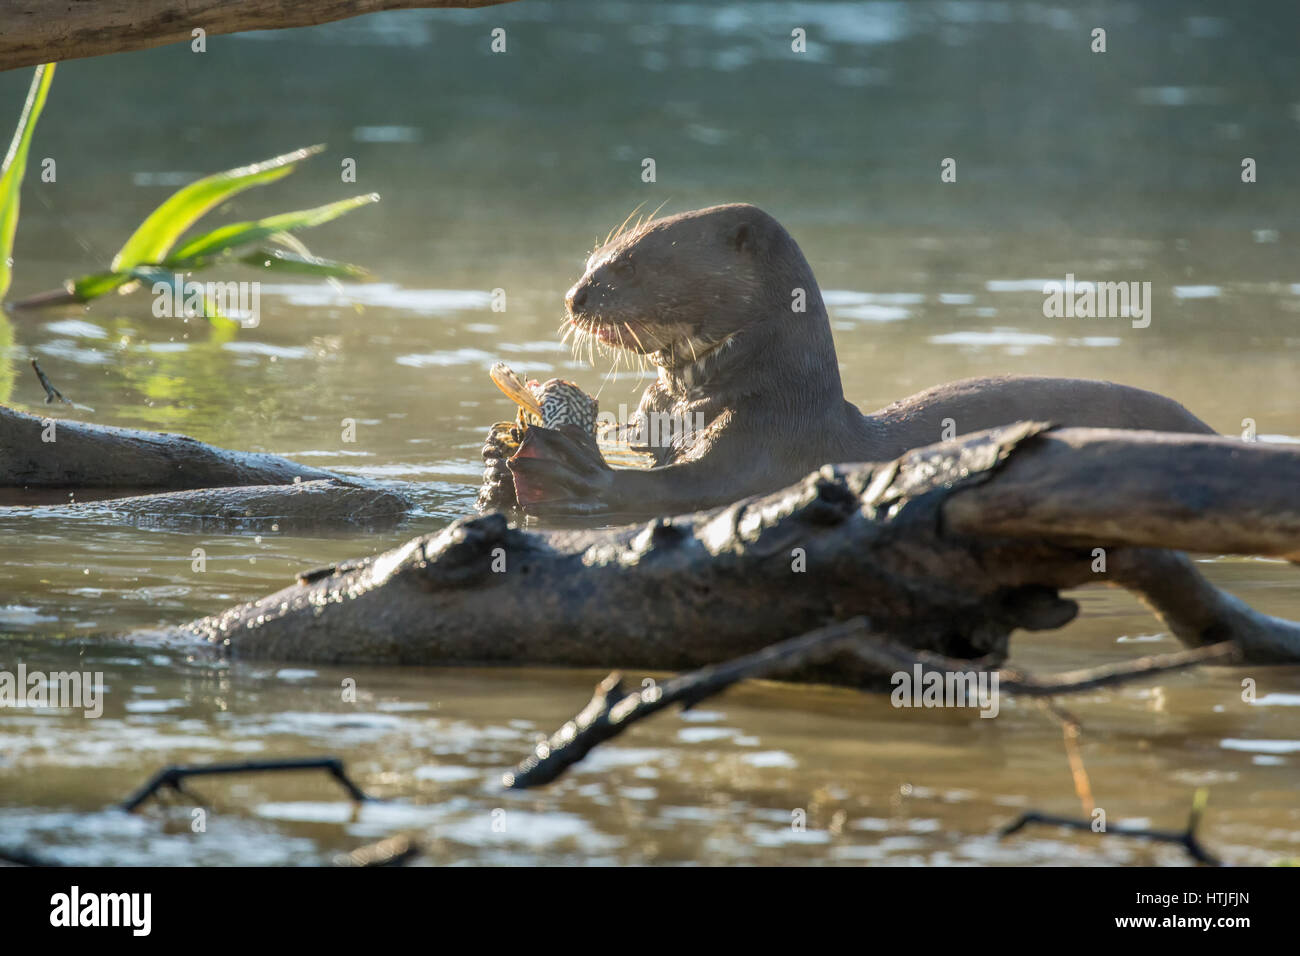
[944,428,1300,562]
[0,404,338,491]
[153,423,1300,674]
[0,0,520,73]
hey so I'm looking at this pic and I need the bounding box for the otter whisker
[607,201,648,247]
[597,349,620,400]
[619,324,650,392]
[566,319,586,366]
[621,324,651,388]
[644,198,670,226]
[615,324,629,376]
[622,321,647,354]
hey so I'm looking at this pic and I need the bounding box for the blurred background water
[0,0,1296,865]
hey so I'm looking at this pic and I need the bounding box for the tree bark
[156,423,1300,675]
[944,428,1300,562]
[0,0,519,72]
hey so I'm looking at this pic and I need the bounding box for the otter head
[564,203,815,374]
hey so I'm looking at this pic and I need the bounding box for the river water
[0,0,1297,865]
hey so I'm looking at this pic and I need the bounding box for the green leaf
[237,247,371,278]
[0,63,56,302]
[70,271,132,300]
[110,144,324,273]
[166,192,379,263]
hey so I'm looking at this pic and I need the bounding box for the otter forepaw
[507,424,613,511]
[475,422,524,514]
[482,421,521,461]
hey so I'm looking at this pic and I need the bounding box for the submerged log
[0,405,338,491]
[156,423,1300,676]
[0,0,519,73]
[6,478,413,532]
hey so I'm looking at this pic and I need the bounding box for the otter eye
[611,259,635,279]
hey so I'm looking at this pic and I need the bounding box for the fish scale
[489,361,598,438]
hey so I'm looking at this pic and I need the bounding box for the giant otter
[482,203,1215,517]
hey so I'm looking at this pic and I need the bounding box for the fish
[487,362,654,470]
[489,362,597,434]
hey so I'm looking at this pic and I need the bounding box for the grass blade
[237,248,371,278]
[0,63,56,302]
[110,144,324,273]
[167,192,379,263]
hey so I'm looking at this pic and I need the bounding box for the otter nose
[565,281,589,313]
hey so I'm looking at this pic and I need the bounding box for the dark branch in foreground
[6,757,378,865]
[1000,790,1220,866]
[505,620,1239,789]
[504,618,873,788]
[121,757,371,812]
[846,639,1241,696]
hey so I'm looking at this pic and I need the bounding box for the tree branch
[0,0,520,72]
[1001,790,1221,866]
[505,620,1241,789]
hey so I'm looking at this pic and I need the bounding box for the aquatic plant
[11,143,378,322]
[0,63,55,302]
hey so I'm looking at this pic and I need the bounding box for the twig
[30,358,71,405]
[11,759,388,865]
[1000,789,1221,865]
[1061,720,1095,816]
[844,639,1241,696]
[1037,704,1095,817]
[122,757,370,812]
[504,617,873,788]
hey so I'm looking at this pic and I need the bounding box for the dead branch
[29,359,69,405]
[846,639,1242,696]
[505,621,1240,789]
[0,0,520,72]
[162,425,1300,673]
[1001,790,1220,866]
[505,617,873,788]
[121,757,371,812]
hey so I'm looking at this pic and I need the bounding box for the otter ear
[728,221,756,254]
